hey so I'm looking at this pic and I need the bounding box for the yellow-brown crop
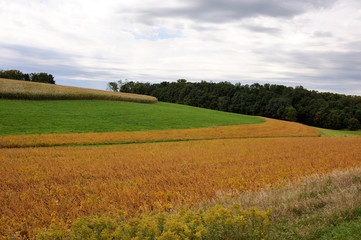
[1,137,360,237]
[0,78,157,103]
[0,118,319,148]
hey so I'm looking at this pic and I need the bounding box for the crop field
[1,137,361,237]
[0,118,318,148]
[1,92,361,239]
[0,78,157,103]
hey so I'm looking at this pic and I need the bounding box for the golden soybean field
[1,117,361,238]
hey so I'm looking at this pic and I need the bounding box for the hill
[0,99,265,136]
[112,80,361,130]
[0,78,157,103]
[1,78,360,239]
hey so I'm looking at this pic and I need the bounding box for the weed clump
[37,204,271,240]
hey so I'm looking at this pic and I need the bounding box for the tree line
[108,79,361,130]
[0,69,55,84]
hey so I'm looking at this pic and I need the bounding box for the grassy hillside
[317,127,361,137]
[0,99,265,135]
[0,78,157,103]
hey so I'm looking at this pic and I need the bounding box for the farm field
[0,117,318,148]
[1,95,361,239]
[1,137,361,238]
[0,78,157,103]
[0,99,264,136]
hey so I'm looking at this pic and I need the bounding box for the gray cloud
[247,41,361,94]
[0,43,126,83]
[133,0,339,25]
[0,45,80,76]
[190,24,221,32]
[1,43,74,60]
[242,24,281,34]
[290,50,361,75]
[279,50,361,93]
[313,31,334,38]
[343,41,361,50]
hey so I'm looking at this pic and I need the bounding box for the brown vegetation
[1,137,360,237]
[0,78,157,103]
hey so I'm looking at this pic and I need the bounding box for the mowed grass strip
[1,137,360,237]
[0,118,318,148]
[0,78,157,103]
[0,99,264,136]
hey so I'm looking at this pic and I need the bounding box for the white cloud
[0,0,361,94]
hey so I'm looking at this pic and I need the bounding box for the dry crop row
[0,118,319,148]
[0,78,157,103]
[1,137,360,237]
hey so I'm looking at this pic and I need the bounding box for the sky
[1,0,361,95]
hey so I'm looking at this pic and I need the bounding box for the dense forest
[108,79,361,130]
[0,69,55,84]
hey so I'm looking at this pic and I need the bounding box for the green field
[0,99,265,135]
[317,127,361,137]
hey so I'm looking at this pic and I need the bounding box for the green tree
[348,118,360,130]
[30,73,55,84]
[107,82,119,92]
[325,110,347,129]
[284,106,298,122]
[217,96,230,112]
[0,69,24,80]
[23,73,30,81]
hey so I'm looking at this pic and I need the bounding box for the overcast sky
[1,0,361,95]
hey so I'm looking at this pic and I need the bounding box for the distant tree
[23,73,30,81]
[284,106,298,122]
[0,69,24,80]
[30,73,55,84]
[120,80,134,93]
[217,96,230,112]
[265,98,290,119]
[325,110,347,129]
[107,82,119,92]
[0,69,55,84]
[348,118,360,130]
[229,91,243,113]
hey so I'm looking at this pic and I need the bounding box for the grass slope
[317,127,361,137]
[318,217,361,240]
[0,99,265,135]
[0,78,157,103]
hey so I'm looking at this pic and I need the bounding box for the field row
[1,137,360,237]
[0,118,319,148]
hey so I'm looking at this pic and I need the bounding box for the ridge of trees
[0,69,55,84]
[108,79,361,130]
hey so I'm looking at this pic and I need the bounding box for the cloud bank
[1,0,361,94]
